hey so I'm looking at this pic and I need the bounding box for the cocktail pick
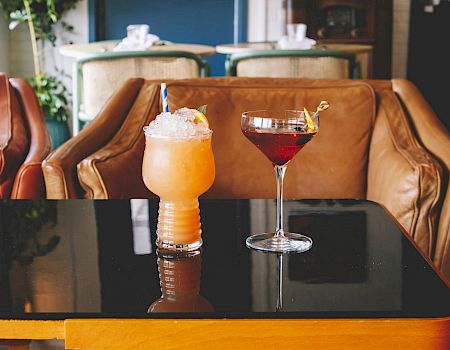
[304,101,330,131]
[315,100,330,113]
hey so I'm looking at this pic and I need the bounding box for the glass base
[246,232,312,253]
[156,248,201,259]
[156,238,203,252]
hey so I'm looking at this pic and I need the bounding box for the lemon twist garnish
[303,107,315,131]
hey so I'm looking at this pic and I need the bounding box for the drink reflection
[148,249,213,313]
[276,254,283,311]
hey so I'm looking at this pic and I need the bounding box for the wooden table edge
[59,41,216,58]
[0,320,64,340]
[63,317,450,350]
[215,42,374,55]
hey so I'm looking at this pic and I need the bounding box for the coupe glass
[241,110,318,253]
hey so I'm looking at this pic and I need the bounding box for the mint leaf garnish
[197,105,207,115]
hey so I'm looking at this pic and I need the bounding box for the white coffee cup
[286,23,307,42]
[127,24,149,44]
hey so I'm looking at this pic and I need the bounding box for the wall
[0,8,9,73]
[392,0,411,78]
[98,0,236,76]
[54,0,89,98]
[408,0,450,130]
[248,0,285,42]
[9,23,34,78]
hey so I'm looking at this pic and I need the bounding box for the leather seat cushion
[166,78,376,198]
[0,74,29,197]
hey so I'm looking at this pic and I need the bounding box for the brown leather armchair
[42,77,450,280]
[0,73,51,199]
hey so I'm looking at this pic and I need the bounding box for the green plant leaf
[27,73,69,122]
[1,200,59,266]
[16,255,34,265]
[197,105,207,115]
[45,235,60,252]
[8,20,21,30]
[9,9,27,20]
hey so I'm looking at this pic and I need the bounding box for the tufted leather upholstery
[0,73,51,199]
[42,77,450,280]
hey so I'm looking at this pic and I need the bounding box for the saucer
[276,37,317,50]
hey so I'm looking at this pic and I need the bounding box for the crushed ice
[144,108,211,138]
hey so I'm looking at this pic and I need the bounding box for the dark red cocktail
[243,129,317,165]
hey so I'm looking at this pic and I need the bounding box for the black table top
[0,199,448,320]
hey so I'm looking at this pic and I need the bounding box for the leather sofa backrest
[367,80,444,258]
[390,79,450,280]
[0,73,29,198]
[78,78,376,200]
[166,78,376,199]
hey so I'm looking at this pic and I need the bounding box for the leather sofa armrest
[42,78,145,198]
[392,79,450,278]
[10,162,46,199]
[77,82,161,199]
[0,73,29,191]
[367,87,443,259]
[9,78,51,199]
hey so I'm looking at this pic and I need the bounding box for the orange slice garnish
[192,109,209,125]
[303,107,315,131]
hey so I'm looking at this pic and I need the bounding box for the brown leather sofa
[0,73,51,199]
[42,77,450,280]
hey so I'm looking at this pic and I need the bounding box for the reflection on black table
[148,250,213,313]
[0,199,448,319]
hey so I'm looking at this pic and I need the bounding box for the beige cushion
[82,56,200,119]
[236,56,349,78]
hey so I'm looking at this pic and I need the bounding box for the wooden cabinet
[287,0,392,78]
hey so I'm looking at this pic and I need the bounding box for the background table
[216,42,373,78]
[0,199,448,349]
[59,41,216,59]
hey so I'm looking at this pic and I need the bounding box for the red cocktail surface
[243,129,317,165]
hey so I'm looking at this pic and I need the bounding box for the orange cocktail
[143,108,215,251]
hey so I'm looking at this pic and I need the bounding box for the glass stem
[274,165,287,237]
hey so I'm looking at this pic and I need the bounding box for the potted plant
[0,0,80,148]
[0,200,59,312]
[28,73,70,148]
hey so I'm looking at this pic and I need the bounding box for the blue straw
[160,83,168,112]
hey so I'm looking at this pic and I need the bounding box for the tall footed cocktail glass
[143,107,214,251]
[241,107,323,253]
